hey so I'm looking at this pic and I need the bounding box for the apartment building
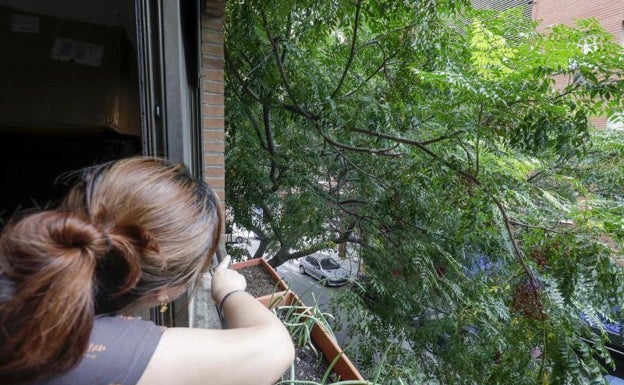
[532,0,624,128]
[475,0,623,128]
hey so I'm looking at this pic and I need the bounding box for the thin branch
[282,12,292,64]
[328,167,351,196]
[331,0,363,99]
[243,51,275,80]
[225,65,269,152]
[527,171,542,183]
[337,150,392,190]
[338,199,368,206]
[318,128,401,156]
[552,83,581,100]
[475,105,483,177]
[344,55,390,98]
[509,220,563,234]
[538,322,548,383]
[421,130,467,146]
[261,10,300,107]
[262,105,279,188]
[259,203,285,246]
[281,103,319,121]
[352,126,465,147]
[224,47,262,103]
[244,107,268,151]
[507,83,582,107]
[457,140,473,171]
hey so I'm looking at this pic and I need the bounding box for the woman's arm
[137,257,295,385]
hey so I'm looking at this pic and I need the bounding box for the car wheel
[235,236,244,243]
[299,265,305,275]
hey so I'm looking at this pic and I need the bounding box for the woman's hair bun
[45,212,110,257]
[1,211,110,266]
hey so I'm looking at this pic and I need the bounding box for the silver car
[299,254,349,286]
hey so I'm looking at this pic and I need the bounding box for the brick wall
[532,0,623,38]
[201,1,225,203]
[532,0,623,128]
[193,0,225,329]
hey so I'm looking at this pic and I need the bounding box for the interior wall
[0,0,137,47]
[0,0,142,225]
[0,2,141,135]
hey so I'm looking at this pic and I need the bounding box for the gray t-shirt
[36,315,165,385]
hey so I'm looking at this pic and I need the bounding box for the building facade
[476,0,623,128]
[532,0,623,128]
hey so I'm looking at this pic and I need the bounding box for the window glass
[320,258,340,270]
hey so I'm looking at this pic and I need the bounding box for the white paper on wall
[11,13,40,33]
[50,37,104,67]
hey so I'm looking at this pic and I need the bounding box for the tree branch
[331,0,363,99]
[344,55,389,98]
[244,107,268,151]
[262,105,280,188]
[281,103,319,121]
[352,127,466,148]
[318,126,401,156]
[509,220,563,234]
[475,105,483,177]
[337,149,392,190]
[224,47,262,103]
[261,10,300,108]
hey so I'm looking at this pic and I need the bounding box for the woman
[0,157,294,385]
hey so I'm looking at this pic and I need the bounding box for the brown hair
[0,157,222,384]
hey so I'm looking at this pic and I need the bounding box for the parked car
[606,375,624,384]
[225,225,251,244]
[299,254,350,286]
[581,309,624,378]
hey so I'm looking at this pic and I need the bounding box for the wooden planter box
[231,258,365,382]
[231,258,291,308]
[309,320,365,381]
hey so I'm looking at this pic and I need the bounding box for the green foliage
[225,1,624,383]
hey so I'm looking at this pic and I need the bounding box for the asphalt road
[276,260,341,310]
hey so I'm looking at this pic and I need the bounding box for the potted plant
[275,301,367,383]
[231,258,367,382]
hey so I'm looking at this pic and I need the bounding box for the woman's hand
[210,256,246,304]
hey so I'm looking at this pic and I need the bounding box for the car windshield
[320,258,340,270]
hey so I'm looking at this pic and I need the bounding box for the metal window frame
[135,0,202,326]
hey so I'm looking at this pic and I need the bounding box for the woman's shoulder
[36,315,165,385]
[89,315,166,352]
[93,314,166,335]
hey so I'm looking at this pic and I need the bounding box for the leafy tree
[225,1,624,383]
